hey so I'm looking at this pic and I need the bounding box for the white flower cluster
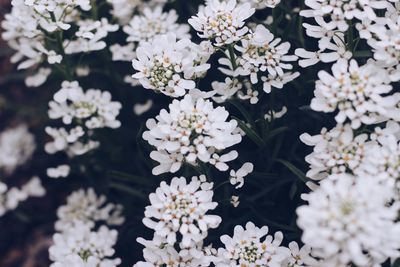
[236,25,299,93]
[216,222,317,267]
[45,81,122,177]
[135,176,221,266]
[55,188,125,231]
[238,0,281,9]
[0,176,45,217]
[46,81,122,156]
[107,0,168,24]
[0,124,36,175]
[49,188,124,267]
[143,95,242,175]
[310,59,399,129]
[296,1,400,265]
[132,34,212,97]
[65,18,119,55]
[302,121,400,191]
[111,5,190,67]
[297,174,400,267]
[189,0,255,46]
[123,6,190,44]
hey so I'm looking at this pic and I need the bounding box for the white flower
[123,6,190,44]
[237,0,281,9]
[311,59,398,129]
[0,124,36,175]
[143,95,242,174]
[49,81,122,129]
[216,221,290,267]
[49,221,121,267]
[0,176,45,217]
[236,25,299,93]
[229,162,253,189]
[188,0,255,46]
[47,165,71,178]
[300,0,391,32]
[65,18,119,54]
[134,100,153,116]
[25,67,51,87]
[264,106,287,121]
[297,174,400,267]
[230,195,240,207]
[211,77,243,103]
[142,176,221,248]
[110,43,136,62]
[55,188,125,232]
[300,124,372,181]
[134,238,214,267]
[107,0,168,24]
[132,34,211,97]
[284,241,319,267]
[44,126,100,156]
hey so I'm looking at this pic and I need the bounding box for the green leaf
[108,170,153,187]
[110,182,147,199]
[276,159,309,183]
[233,116,266,147]
[266,126,288,141]
[229,100,255,128]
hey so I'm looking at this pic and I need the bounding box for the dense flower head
[48,81,122,129]
[300,124,371,181]
[132,34,212,97]
[142,176,221,248]
[311,59,399,129]
[300,0,393,32]
[107,0,168,24]
[355,121,400,191]
[134,238,214,267]
[49,221,121,267]
[216,221,290,267]
[0,124,36,175]
[189,0,255,46]
[297,174,400,267]
[143,95,242,174]
[55,188,125,232]
[123,6,190,44]
[236,25,299,93]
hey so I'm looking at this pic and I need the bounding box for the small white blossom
[216,221,290,267]
[143,95,242,174]
[297,174,400,266]
[49,221,121,267]
[55,188,125,232]
[229,162,253,189]
[123,6,190,44]
[311,59,398,129]
[132,34,211,97]
[237,25,299,93]
[142,176,221,248]
[189,0,255,46]
[0,124,36,175]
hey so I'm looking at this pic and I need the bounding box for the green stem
[228,44,238,70]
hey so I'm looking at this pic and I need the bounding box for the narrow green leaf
[110,182,147,199]
[233,116,266,147]
[266,126,288,141]
[229,100,255,127]
[276,159,309,183]
[108,170,153,187]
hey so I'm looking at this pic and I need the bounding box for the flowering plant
[1,0,400,266]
